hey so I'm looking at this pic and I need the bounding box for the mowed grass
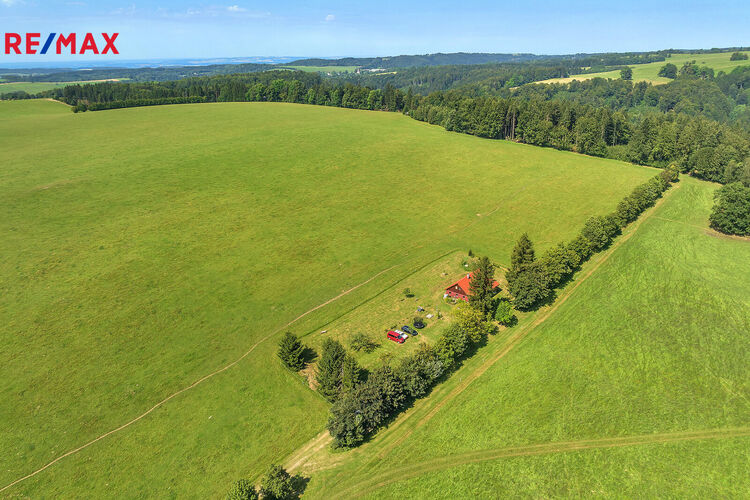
[0,100,653,496]
[307,177,750,497]
[539,51,750,84]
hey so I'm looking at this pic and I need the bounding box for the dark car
[413,320,426,329]
[402,325,417,336]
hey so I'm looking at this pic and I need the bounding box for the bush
[226,479,258,500]
[709,182,750,235]
[403,287,414,298]
[349,332,379,353]
[434,323,470,368]
[395,345,445,398]
[259,465,295,500]
[452,301,492,343]
[277,332,306,371]
[493,299,515,326]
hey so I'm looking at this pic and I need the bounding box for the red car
[387,330,405,344]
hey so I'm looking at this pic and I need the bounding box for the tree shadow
[291,474,310,499]
[302,347,318,366]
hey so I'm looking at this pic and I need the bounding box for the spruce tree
[316,339,346,402]
[277,332,305,371]
[340,356,362,393]
[468,255,497,317]
[510,233,535,271]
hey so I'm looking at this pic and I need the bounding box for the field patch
[538,51,750,84]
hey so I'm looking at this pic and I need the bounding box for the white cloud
[227,5,246,12]
[1,0,21,6]
[325,14,335,22]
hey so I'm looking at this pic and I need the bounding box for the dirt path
[290,183,681,483]
[338,426,750,498]
[0,265,400,494]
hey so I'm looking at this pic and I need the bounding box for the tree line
[507,170,678,309]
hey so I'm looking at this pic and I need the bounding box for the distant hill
[288,52,545,68]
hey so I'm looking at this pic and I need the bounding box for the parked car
[387,330,405,344]
[413,320,426,329]
[402,325,417,336]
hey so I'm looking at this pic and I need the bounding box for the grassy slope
[539,51,750,84]
[308,178,750,497]
[0,100,653,497]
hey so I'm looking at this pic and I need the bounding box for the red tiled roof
[446,271,499,296]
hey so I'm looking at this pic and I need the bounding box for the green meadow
[0,100,652,496]
[540,50,750,84]
[305,177,750,498]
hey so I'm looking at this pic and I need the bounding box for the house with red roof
[444,272,500,302]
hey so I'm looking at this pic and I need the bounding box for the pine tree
[468,255,497,317]
[340,356,362,393]
[316,339,346,402]
[277,332,305,371]
[510,233,535,271]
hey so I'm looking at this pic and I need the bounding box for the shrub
[493,299,515,326]
[395,345,445,398]
[453,301,492,343]
[434,323,470,367]
[349,332,379,353]
[226,479,258,500]
[259,465,295,500]
[403,287,414,298]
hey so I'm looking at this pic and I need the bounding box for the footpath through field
[336,426,750,498]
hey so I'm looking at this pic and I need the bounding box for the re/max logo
[3,33,119,55]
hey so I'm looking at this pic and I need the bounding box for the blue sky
[1,0,749,63]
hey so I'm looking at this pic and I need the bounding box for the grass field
[538,51,750,85]
[301,177,750,498]
[0,99,654,497]
[279,65,359,73]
